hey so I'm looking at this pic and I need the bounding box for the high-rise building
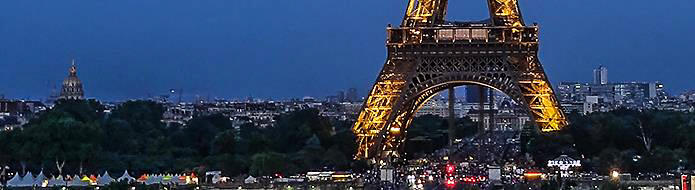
[613,83,649,104]
[336,90,345,102]
[59,59,84,100]
[346,88,358,102]
[649,82,665,98]
[593,65,608,85]
[557,82,591,102]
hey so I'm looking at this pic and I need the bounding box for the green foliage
[0,102,357,177]
[269,109,333,153]
[211,130,236,155]
[527,109,695,174]
[5,100,695,177]
[249,152,291,176]
[178,114,232,157]
[0,99,106,174]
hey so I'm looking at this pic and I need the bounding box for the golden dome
[59,59,84,100]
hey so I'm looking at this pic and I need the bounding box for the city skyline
[1,1,694,101]
[3,1,695,189]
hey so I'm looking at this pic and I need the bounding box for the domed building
[59,59,84,100]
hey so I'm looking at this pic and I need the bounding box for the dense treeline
[4,100,694,178]
[526,109,695,174]
[0,100,364,177]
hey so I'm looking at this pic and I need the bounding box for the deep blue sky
[1,1,693,101]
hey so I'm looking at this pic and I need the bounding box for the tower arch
[353,0,567,161]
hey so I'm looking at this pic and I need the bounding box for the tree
[180,114,225,157]
[327,128,356,159]
[269,109,333,153]
[249,152,288,176]
[1,103,372,177]
[3,99,107,175]
[211,130,236,155]
[206,154,245,177]
[237,123,270,156]
[323,146,350,170]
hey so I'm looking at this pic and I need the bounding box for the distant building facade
[415,98,461,118]
[0,100,46,131]
[556,66,679,113]
[593,65,608,85]
[557,81,667,113]
[346,88,359,102]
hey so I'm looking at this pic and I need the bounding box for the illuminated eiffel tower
[353,0,568,160]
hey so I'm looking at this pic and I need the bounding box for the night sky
[1,1,693,101]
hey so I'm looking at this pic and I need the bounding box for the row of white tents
[3,170,135,187]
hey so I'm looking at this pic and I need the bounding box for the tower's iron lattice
[353,0,568,160]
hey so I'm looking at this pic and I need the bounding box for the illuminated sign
[683,175,689,190]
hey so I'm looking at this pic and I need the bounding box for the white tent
[145,175,162,185]
[47,176,67,187]
[97,171,115,186]
[34,171,48,187]
[6,173,22,187]
[18,172,35,187]
[211,174,221,184]
[68,175,88,187]
[161,174,174,185]
[117,170,136,183]
[174,174,186,185]
[244,176,256,184]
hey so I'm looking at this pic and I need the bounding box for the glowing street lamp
[611,170,620,180]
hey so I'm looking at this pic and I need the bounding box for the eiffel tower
[353,0,568,160]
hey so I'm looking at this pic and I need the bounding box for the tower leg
[448,86,456,148]
[478,86,485,133]
[353,31,568,160]
[489,88,495,131]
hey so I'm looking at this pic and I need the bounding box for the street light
[610,170,620,180]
